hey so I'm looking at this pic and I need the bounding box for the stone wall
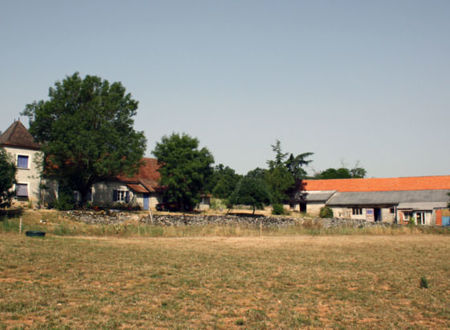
[65,211,392,228]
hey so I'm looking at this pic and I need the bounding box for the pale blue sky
[1,0,449,177]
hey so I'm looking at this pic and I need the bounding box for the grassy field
[0,233,449,328]
[1,209,448,238]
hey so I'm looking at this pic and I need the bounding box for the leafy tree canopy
[246,167,267,181]
[153,133,214,211]
[229,175,271,214]
[207,164,242,199]
[22,73,146,205]
[0,149,17,208]
[315,165,367,179]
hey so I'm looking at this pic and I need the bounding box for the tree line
[1,73,366,210]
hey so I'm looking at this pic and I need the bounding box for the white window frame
[17,154,30,169]
[117,190,127,202]
[114,189,130,203]
[352,207,363,215]
[403,211,412,221]
[415,211,426,225]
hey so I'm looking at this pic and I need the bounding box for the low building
[91,158,162,210]
[297,176,450,225]
[0,121,43,204]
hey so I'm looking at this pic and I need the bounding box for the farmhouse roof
[397,202,448,210]
[297,191,336,202]
[117,158,161,193]
[303,176,450,192]
[326,189,450,207]
[0,121,40,150]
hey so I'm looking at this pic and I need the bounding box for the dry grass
[2,210,448,238]
[0,233,449,329]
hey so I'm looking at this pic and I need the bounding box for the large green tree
[265,140,313,204]
[0,149,16,208]
[153,133,214,211]
[229,175,271,214]
[22,73,146,205]
[207,164,242,199]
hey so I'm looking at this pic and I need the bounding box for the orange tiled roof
[303,175,450,192]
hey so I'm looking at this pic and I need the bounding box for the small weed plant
[420,276,429,289]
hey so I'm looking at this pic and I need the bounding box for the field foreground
[0,234,449,328]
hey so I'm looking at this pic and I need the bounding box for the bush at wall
[319,206,333,218]
[272,203,286,215]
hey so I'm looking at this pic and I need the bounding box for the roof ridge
[0,121,40,150]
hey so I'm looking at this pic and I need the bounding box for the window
[113,190,129,203]
[352,208,363,215]
[15,183,28,197]
[416,212,426,225]
[17,155,29,169]
[389,208,395,214]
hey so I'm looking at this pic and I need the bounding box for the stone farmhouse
[0,121,43,203]
[89,158,162,210]
[0,121,162,210]
[297,176,450,225]
[1,121,449,223]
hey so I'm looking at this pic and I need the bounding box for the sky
[1,0,449,177]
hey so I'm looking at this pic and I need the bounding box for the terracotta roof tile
[126,183,150,193]
[117,158,161,191]
[0,121,40,150]
[303,176,450,192]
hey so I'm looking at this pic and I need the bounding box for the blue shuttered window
[17,155,29,169]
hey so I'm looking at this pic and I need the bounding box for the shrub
[53,193,75,211]
[420,276,429,289]
[272,203,286,215]
[319,206,333,218]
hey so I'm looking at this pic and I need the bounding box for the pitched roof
[303,176,450,192]
[0,121,40,150]
[326,189,450,207]
[296,191,336,202]
[126,183,150,194]
[117,158,161,192]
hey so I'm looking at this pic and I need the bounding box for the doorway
[374,208,381,222]
[299,202,307,213]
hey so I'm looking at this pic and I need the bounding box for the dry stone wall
[65,211,391,228]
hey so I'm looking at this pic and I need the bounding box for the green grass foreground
[1,233,449,328]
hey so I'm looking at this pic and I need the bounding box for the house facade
[296,176,450,225]
[1,121,163,210]
[0,121,43,204]
[90,158,162,210]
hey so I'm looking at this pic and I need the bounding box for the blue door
[143,194,150,210]
[443,216,450,227]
